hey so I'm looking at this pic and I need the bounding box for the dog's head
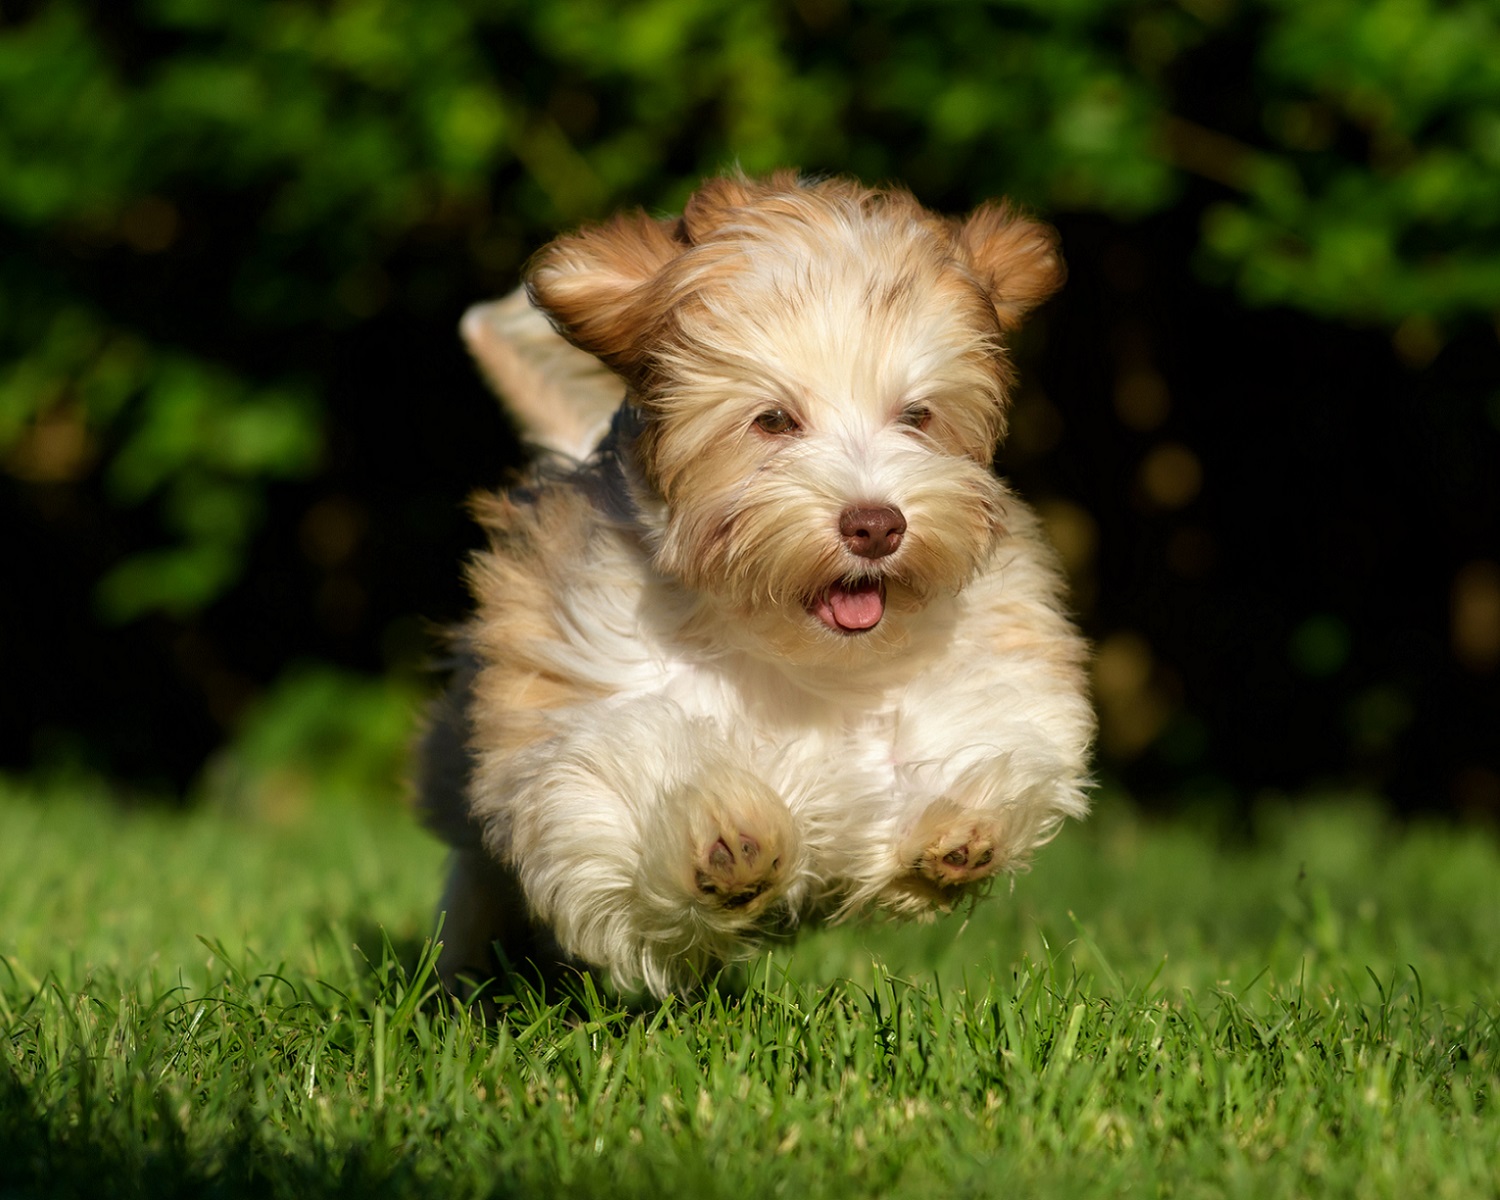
[527,171,1064,664]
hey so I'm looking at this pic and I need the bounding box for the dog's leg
[486,710,802,994]
[641,763,796,922]
[434,849,567,1001]
[900,798,1007,893]
[870,750,1089,916]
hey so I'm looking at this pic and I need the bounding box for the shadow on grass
[341,916,635,1028]
[341,916,768,1031]
[0,1061,532,1200]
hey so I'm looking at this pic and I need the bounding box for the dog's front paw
[694,828,783,913]
[913,820,1001,890]
[883,800,1010,914]
[668,770,796,922]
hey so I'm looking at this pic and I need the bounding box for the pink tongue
[824,580,885,631]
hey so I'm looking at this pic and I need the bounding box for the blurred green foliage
[198,664,423,818]
[1203,0,1500,320]
[3,0,1498,799]
[6,0,1498,621]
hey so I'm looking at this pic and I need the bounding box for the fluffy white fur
[422,172,1094,998]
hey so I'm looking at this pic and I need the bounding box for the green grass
[2,784,1497,1199]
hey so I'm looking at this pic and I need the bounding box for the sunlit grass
[2,783,1497,1198]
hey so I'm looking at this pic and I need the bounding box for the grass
[2,782,1497,1199]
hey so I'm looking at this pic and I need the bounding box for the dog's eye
[753,408,801,435]
[898,405,933,432]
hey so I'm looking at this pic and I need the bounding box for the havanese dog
[417,171,1094,999]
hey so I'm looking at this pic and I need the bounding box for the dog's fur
[419,172,1094,997]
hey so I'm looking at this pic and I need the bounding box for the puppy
[418,171,1094,998]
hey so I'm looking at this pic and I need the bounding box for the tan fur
[464,487,612,758]
[525,210,683,382]
[952,201,1067,330]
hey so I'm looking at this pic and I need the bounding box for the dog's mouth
[808,578,886,635]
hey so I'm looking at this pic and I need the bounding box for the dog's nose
[839,505,906,559]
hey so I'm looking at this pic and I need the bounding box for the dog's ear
[678,169,803,241]
[680,174,757,242]
[954,203,1066,330]
[526,211,683,382]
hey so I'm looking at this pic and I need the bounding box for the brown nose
[839,505,906,559]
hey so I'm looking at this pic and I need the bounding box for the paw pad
[915,823,1004,892]
[695,833,783,913]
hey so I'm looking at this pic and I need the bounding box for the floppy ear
[525,210,683,383]
[677,168,805,241]
[954,202,1066,330]
[679,173,758,242]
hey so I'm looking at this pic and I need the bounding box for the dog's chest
[654,651,951,792]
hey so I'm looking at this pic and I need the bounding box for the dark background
[3,0,1497,818]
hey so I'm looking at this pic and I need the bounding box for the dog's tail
[460,287,624,462]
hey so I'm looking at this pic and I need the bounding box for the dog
[417,171,1094,998]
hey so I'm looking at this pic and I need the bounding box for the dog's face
[528,173,1064,665]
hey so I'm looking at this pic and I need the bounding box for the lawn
[2,781,1497,1198]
